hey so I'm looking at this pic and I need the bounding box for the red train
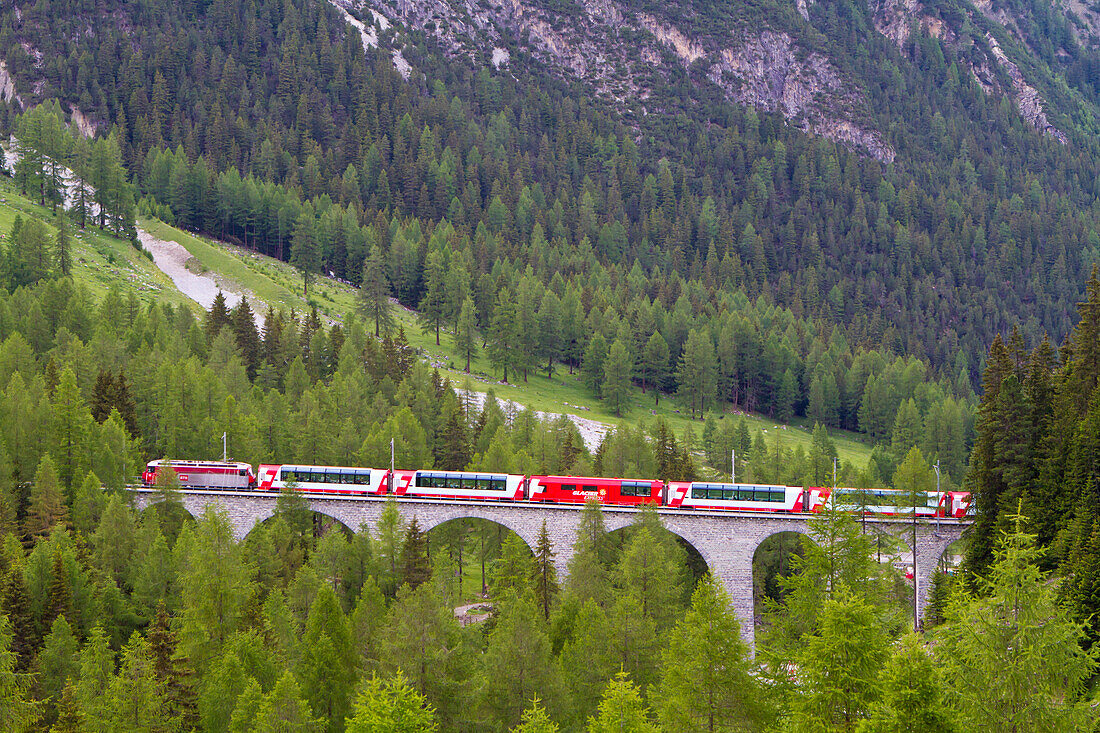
[142,459,972,517]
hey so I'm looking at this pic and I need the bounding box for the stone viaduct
[130,489,970,649]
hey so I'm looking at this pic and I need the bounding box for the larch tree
[297,585,357,733]
[641,330,670,401]
[0,614,40,733]
[602,339,633,417]
[359,245,394,337]
[936,512,1098,731]
[478,593,563,730]
[345,672,439,733]
[418,249,447,345]
[291,211,321,296]
[178,507,254,673]
[453,296,479,372]
[488,287,520,383]
[24,454,68,541]
[656,575,767,732]
[676,329,717,419]
[790,591,889,732]
[861,634,956,733]
[587,671,658,733]
[380,582,468,729]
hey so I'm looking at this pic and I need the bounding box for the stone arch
[751,528,815,622]
[242,504,353,542]
[603,516,711,586]
[410,506,540,554]
[134,496,197,522]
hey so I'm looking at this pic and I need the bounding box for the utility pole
[222,432,227,462]
[389,437,395,494]
[731,449,735,484]
[912,467,919,633]
[934,460,941,532]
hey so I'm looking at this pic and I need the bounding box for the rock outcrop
[342,0,892,160]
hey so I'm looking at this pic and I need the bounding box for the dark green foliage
[399,518,430,591]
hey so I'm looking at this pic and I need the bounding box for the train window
[493,478,507,491]
[562,484,576,493]
[583,485,597,493]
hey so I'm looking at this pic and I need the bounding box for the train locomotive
[142,459,972,517]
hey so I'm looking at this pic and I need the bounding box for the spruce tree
[206,291,232,339]
[400,517,430,590]
[533,521,558,620]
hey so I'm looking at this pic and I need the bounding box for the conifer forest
[2,0,1100,729]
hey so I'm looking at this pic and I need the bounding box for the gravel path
[455,388,610,452]
[137,228,263,328]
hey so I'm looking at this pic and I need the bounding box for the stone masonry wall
[131,490,967,649]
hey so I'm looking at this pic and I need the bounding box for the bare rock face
[348,0,894,160]
[869,0,1068,144]
[984,33,1069,144]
